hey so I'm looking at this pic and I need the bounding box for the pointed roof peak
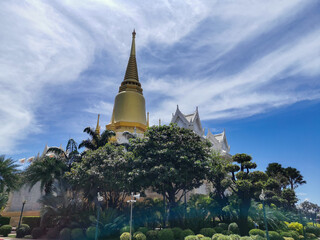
[122,30,139,83]
[95,114,101,135]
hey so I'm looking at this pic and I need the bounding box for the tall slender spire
[124,29,139,82]
[95,114,101,135]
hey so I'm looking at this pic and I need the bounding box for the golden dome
[106,30,147,133]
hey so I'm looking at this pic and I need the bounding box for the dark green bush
[135,233,147,240]
[305,226,320,237]
[0,216,10,226]
[22,216,41,231]
[281,232,294,239]
[249,229,265,237]
[268,231,283,240]
[31,227,43,239]
[185,235,198,240]
[0,224,12,237]
[86,226,100,239]
[121,226,133,234]
[120,232,131,240]
[60,228,71,240]
[172,227,183,239]
[228,223,239,234]
[305,233,316,239]
[200,228,216,237]
[180,229,195,240]
[47,228,59,239]
[289,231,299,240]
[229,234,241,240]
[218,223,228,230]
[214,227,224,234]
[222,230,233,235]
[71,228,85,240]
[146,230,158,240]
[212,234,224,240]
[138,227,149,235]
[159,229,174,240]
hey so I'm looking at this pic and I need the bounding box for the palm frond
[83,127,100,144]
[79,139,96,150]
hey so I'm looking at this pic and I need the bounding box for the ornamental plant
[200,228,216,237]
[146,230,158,240]
[0,225,12,237]
[86,226,100,239]
[180,229,195,240]
[135,233,147,240]
[121,232,131,240]
[159,229,174,240]
[59,228,71,240]
[228,223,239,234]
[249,229,265,237]
[185,235,199,240]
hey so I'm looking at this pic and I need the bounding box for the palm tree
[79,127,115,151]
[284,167,306,190]
[0,155,20,192]
[24,155,67,195]
[46,139,80,169]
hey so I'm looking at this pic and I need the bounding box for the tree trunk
[238,199,251,236]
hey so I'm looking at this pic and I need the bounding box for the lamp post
[259,190,269,240]
[297,204,306,239]
[127,193,140,240]
[18,200,26,229]
[95,193,104,240]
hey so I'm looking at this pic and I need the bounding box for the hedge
[22,216,40,231]
[0,216,10,226]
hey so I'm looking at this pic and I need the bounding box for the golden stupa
[106,30,148,135]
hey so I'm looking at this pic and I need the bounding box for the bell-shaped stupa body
[106,30,148,141]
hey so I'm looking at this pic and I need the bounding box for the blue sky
[0,1,319,204]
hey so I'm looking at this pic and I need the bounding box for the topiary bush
[229,234,241,240]
[46,228,59,239]
[228,223,239,234]
[214,227,224,234]
[71,228,85,240]
[180,229,195,240]
[268,231,283,240]
[159,229,174,240]
[240,237,252,240]
[298,236,304,240]
[135,233,147,240]
[0,225,12,237]
[197,234,205,239]
[31,227,43,239]
[218,223,228,230]
[305,233,316,239]
[281,232,294,239]
[134,231,144,238]
[22,216,41,231]
[86,226,100,239]
[185,235,199,240]
[289,231,299,240]
[16,224,31,238]
[217,235,231,240]
[121,226,133,235]
[120,232,131,240]
[0,216,11,226]
[222,230,233,235]
[200,228,216,238]
[249,229,265,237]
[202,238,211,240]
[172,227,183,240]
[288,223,303,235]
[305,226,320,237]
[250,236,266,240]
[138,227,149,235]
[146,230,158,240]
[212,234,224,240]
[60,228,71,240]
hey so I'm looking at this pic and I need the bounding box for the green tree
[284,167,306,190]
[0,155,20,192]
[128,124,212,226]
[78,127,115,151]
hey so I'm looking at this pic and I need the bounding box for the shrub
[22,216,41,231]
[0,216,10,226]
[289,231,300,240]
[180,229,195,240]
[134,231,144,238]
[202,238,211,240]
[217,236,231,240]
[172,227,183,239]
[222,230,233,235]
[121,226,133,234]
[251,236,266,240]
[268,231,283,240]
[305,233,316,239]
[288,223,303,235]
[159,229,174,240]
[240,237,252,240]
[212,234,224,240]
[31,227,43,239]
[146,230,158,240]
[197,234,205,239]
[185,235,199,240]
[305,226,320,237]
[200,228,216,237]
[60,228,71,240]
[138,227,149,235]
[229,234,241,240]
[46,228,59,239]
[135,233,147,240]
[16,224,31,238]
[86,226,100,239]
[298,236,304,240]
[121,232,131,240]
[71,228,85,240]
[0,225,12,237]
[218,223,228,230]
[283,238,294,240]
[214,227,224,234]
[249,229,265,237]
[228,223,239,234]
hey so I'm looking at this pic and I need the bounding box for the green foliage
[249,229,265,237]
[22,216,40,231]
[146,230,158,240]
[212,234,224,240]
[134,231,143,237]
[214,227,224,234]
[71,228,85,240]
[240,237,252,240]
[86,226,100,239]
[46,228,59,239]
[217,235,231,240]
[288,223,303,234]
[222,230,233,235]
[0,224,12,237]
[60,228,71,240]
[288,231,299,240]
[305,226,320,237]
[121,226,133,234]
[229,234,241,240]
[305,233,316,240]
[121,232,131,240]
[172,227,183,239]
[185,235,199,240]
[16,224,31,238]
[138,227,149,235]
[197,234,205,238]
[251,236,266,240]
[228,223,239,234]
[135,233,147,240]
[268,231,283,240]
[218,223,228,230]
[79,127,115,151]
[200,228,216,237]
[31,227,43,239]
[0,216,10,226]
[180,229,195,240]
[0,155,20,193]
[202,237,212,240]
[159,229,174,240]
[283,237,294,240]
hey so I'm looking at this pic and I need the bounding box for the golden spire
[95,114,101,135]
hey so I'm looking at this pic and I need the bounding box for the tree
[66,144,129,209]
[128,124,212,226]
[284,167,306,190]
[79,127,115,152]
[0,155,20,193]
[24,156,68,195]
